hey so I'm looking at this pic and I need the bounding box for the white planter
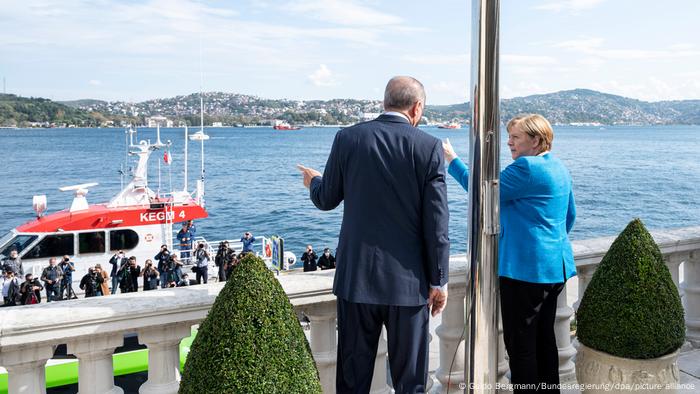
[575,343,680,394]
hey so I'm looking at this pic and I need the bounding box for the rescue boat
[0,126,211,286]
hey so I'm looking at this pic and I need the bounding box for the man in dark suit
[298,76,450,393]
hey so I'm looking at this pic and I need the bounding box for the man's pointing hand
[297,164,321,189]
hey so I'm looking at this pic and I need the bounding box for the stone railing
[1,226,699,394]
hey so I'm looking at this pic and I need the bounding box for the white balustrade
[573,264,594,311]
[664,252,685,293]
[427,332,435,391]
[555,283,576,384]
[497,318,508,387]
[432,281,466,393]
[0,345,54,394]
[301,300,337,394]
[67,335,124,394]
[1,226,699,392]
[137,322,192,394]
[682,251,700,347]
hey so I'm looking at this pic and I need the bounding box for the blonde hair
[506,114,553,153]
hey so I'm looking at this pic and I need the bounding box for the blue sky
[2,0,699,104]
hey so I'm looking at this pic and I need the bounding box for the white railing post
[137,322,192,394]
[67,335,124,394]
[370,328,392,394]
[682,252,700,348]
[573,265,595,311]
[432,282,466,393]
[304,300,337,394]
[497,316,509,387]
[555,282,576,384]
[0,345,54,394]
[427,332,435,391]
[664,252,685,295]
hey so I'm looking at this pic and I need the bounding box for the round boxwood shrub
[576,218,685,359]
[179,254,322,393]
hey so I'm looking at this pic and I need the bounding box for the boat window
[79,232,106,254]
[0,234,39,258]
[110,229,139,251]
[25,234,74,259]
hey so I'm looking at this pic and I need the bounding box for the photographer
[142,259,160,291]
[109,250,126,294]
[118,257,140,293]
[177,273,191,287]
[166,255,184,288]
[1,250,23,276]
[240,232,256,254]
[193,243,210,284]
[95,264,110,296]
[79,267,104,297]
[20,273,43,305]
[215,241,232,282]
[154,244,170,288]
[58,255,77,300]
[318,248,336,270]
[40,257,63,302]
[301,245,318,272]
[1,270,21,306]
[225,252,239,279]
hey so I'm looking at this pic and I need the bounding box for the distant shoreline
[2,123,699,130]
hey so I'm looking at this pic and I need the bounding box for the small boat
[437,123,460,129]
[272,120,302,130]
[273,124,302,131]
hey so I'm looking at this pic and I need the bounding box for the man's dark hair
[383,76,426,111]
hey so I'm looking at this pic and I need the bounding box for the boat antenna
[199,33,204,135]
[184,125,189,192]
[168,153,173,194]
[157,124,162,196]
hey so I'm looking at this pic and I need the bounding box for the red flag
[164,151,172,165]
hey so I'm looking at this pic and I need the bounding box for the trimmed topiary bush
[576,218,685,359]
[179,254,322,393]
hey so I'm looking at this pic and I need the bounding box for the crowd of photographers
[1,229,337,307]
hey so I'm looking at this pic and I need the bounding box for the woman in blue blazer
[444,114,575,392]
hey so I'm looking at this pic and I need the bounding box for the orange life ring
[265,243,272,258]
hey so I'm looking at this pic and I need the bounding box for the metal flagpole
[466,0,501,392]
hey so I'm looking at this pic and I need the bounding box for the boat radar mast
[189,89,209,206]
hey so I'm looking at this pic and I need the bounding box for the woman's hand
[442,138,458,164]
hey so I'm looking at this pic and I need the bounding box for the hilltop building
[146,115,173,128]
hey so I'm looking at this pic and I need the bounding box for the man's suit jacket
[448,153,576,284]
[310,114,450,306]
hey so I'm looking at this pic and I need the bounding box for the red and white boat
[272,120,302,131]
[437,123,461,129]
[0,126,217,286]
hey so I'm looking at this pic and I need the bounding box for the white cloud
[402,54,469,66]
[535,0,606,13]
[428,81,468,103]
[308,64,339,87]
[285,0,402,27]
[553,37,700,60]
[577,57,605,68]
[669,43,696,51]
[502,54,558,66]
[501,82,547,99]
[89,80,102,86]
[552,37,604,51]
